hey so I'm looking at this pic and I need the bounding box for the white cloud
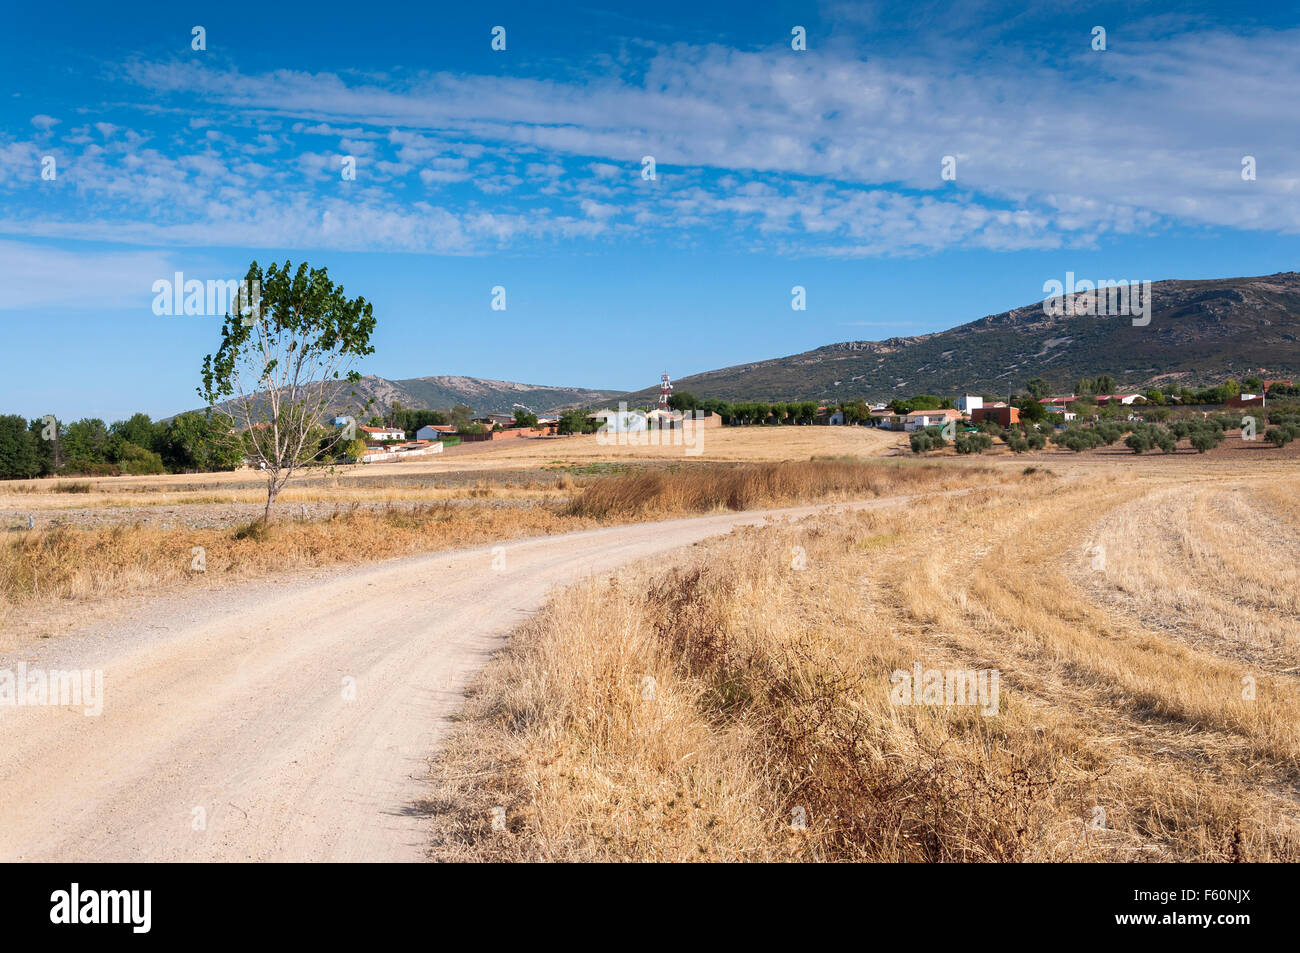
[0,240,173,310]
[4,27,1297,259]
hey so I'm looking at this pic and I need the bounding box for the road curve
[0,498,899,862]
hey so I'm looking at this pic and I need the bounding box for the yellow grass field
[427,458,1300,862]
[7,419,1299,862]
[0,438,981,647]
[0,426,901,513]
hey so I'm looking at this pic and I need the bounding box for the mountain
[187,375,620,421]
[620,273,1300,404]
[376,376,620,416]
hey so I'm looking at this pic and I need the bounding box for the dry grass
[0,459,976,642]
[565,458,992,519]
[0,504,582,614]
[428,465,1300,862]
[1,480,562,513]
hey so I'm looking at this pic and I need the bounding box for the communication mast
[657,372,673,410]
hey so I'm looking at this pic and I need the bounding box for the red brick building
[971,406,1021,428]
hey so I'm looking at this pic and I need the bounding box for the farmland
[3,422,1297,863]
[426,452,1300,862]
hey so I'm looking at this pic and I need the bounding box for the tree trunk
[263,479,279,524]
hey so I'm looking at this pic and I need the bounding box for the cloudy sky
[3,0,1298,419]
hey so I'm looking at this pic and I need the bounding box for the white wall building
[590,408,647,433]
[956,394,983,413]
[359,426,406,443]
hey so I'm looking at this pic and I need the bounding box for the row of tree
[909,411,1294,456]
[0,400,500,481]
[0,412,242,480]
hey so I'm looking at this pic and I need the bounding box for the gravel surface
[0,497,914,862]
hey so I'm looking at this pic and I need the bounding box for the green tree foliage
[199,260,377,522]
[449,404,474,430]
[61,418,110,470]
[1124,432,1151,453]
[0,414,41,479]
[388,407,446,434]
[557,409,597,435]
[513,409,539,428]
[158,412,242,472]
[909,425,948,453]
[1018,399,1047,423]
[114,441,166,474]
[343,437,369,461]
[954,432,993,454]
[28,418,58,475]
[110,413,159,452]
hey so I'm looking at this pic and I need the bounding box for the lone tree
[199,261,376,523]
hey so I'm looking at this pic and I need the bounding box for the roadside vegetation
[0,458,996,640]
[429,469,1300,862]
[565,458,990,518]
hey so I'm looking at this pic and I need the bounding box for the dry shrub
[430,505,1096,862]
[3,460,993,626]
[430,474,1300,862]
[0,503,582,613]
[566,459,994,519]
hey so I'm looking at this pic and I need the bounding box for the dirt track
[0,497,906,862]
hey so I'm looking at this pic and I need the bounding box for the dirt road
[0,498,902,862]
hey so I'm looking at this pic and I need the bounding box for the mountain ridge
[616,272,1300,404]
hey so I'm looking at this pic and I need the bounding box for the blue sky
[2,0,1298,420]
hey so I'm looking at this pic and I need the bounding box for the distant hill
[378,376,620,416]
[620,273,1300,404]
[188,375,620,421]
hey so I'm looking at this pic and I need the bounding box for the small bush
[232,520,274,542]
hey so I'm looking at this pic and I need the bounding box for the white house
[359,425,405,443]
[904,409,962,431]
[956,394,983,413]
[590,408,647,433]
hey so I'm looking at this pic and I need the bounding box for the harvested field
[428,461,1300,862]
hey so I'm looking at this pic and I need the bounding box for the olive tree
[199,261,376,522]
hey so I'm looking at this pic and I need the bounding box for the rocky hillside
[620,273,1300,403]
